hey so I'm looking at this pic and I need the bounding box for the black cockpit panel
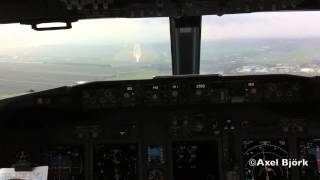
[0,74,319,180]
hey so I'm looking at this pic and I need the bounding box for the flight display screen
[298,139,320,180]
[242,139,290,180]
[172,141,219,180]
[93,144,138,180]
[40,145,84,180]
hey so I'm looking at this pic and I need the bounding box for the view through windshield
[201,12,320,76]
[1,12,320,99]
[0,18,171,99]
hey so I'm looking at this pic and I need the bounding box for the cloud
[1,11,320,51]
[0,17,170,50]
[202,11,320,40]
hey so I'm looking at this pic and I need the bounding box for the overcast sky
[202,11,320,40]
[1,11,320,50]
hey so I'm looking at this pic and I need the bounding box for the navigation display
[242,139,290,180]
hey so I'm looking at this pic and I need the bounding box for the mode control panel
[79,75,308,110]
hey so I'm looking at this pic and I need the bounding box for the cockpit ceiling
[0,0,319,24]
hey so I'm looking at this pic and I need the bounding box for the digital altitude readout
[242,140,290,180]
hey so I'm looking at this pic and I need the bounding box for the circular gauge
[242,140,290,180]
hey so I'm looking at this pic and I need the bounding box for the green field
[1,38,320,99]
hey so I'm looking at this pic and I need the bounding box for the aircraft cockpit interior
[1,0,320,180]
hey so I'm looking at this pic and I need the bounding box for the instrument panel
[78,75,308,110]
[0,74,319,180]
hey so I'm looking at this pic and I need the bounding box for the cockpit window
[201,12,320,76]
[0,18,171,99]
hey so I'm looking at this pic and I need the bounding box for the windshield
[201,12,320,76]
[0,18,171,99]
